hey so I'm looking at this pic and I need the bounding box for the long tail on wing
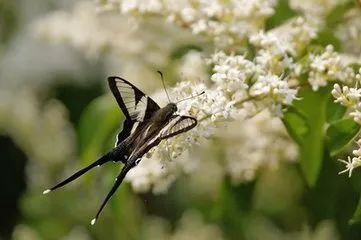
[43,153,112,194]
[90,163,133,225]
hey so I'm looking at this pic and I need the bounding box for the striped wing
[108,76,160,122]
[160,115,197,140]
[108,76,160,145]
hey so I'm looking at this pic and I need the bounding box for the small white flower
[250,74,297,105]
[223,110,298,184]
[209,51,254,93]
[350,105,361,124]
[332,84,361,107]
[308,45,355,91]
[338,156,361,177]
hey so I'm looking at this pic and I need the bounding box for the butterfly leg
[43,153,111,194]
[91,162,133,225]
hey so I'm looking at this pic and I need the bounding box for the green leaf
[351,170,361,193]
[326,95,347,123]
[311,28,341,51]
[0,0,19,44]
[348,171,361,224]
[284,87,330,186]
[325,0,355,28]
[171,44,202,60]
[326,118,360,157]
[265,0,297,30]
[349,63,361,72]
[78,95,122,164]
[282,106,309,145]
[350,194,361,225]
[310,0,354,52]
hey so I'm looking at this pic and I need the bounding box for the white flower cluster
[97,0,277,47]
[125,147,178,194]
[338,139,361,177]
[174,81,234,123]
[33,0,361,188]
[205,17,316,116]
[331,68,361,123]
[209,49,298,116]
[123,21,306,190]
[223,110,298,183]
[250,73,297,105]
[336,8,361,57]
[331,67,361,177]
[266,17,318,57]
[32,1,194,66]
[126,81,233,193]
[305,45,356,91]
[123,16,319,193]
[209,51,253,94]
[249,17,317,75]
[289,0,339,22]
[126,72,300,192]
[33,2,132,59]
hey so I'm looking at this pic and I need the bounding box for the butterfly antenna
[176,91,205,104]
[157,71,171,103]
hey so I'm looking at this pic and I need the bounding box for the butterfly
[43,73,203,225]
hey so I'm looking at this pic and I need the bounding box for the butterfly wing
[108,76,161,145]
[160,115,197,140]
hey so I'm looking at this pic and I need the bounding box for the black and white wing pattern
[108,76,161,145]
[160,115,197,140]
[108,76,160,122]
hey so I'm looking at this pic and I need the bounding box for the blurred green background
[1,0,361,239]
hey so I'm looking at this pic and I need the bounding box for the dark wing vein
[108,76,160,121]
[160,115,197,140]
[108,76,161,146]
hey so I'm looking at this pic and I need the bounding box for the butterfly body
[44,76,198,224]
[111,102,178,162]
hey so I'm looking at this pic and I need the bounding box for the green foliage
[326,118,360,157]
[171,44,203,60]
[326,95,347,123]
[283,87,330,186]
[325,0,355,28]
[283,86,360,187]
[350,195,361,225]
[78,95,123,164]
[210,180,254,239]
[265,0,298,30]
[311,0,355,51]
[311,29,341,51]
[283,84,361,227]
[351,172,361,224]
[0,0,18,47]
[282,106,309,145]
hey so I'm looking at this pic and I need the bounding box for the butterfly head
[155,103,177,123]
[166,103,178,114]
